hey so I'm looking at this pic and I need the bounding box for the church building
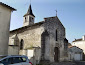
[9,4,68,64]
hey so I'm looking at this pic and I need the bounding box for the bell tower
[23,4,35,26]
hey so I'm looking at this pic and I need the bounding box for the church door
[54,47,59,62]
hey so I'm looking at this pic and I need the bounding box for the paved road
[75,61,85,65]
[40,61,85,65]
[51,62,76,65]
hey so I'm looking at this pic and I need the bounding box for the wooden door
[54,47,59,62]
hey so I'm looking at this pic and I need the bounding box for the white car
[0,55,32,65]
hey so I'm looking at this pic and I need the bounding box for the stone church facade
[9,4,68,64]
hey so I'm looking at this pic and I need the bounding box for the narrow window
[20,39,24,50]
[29,17,31,22]
[25,17,27,22]
[56,30,57,41]
[31,18,34,22]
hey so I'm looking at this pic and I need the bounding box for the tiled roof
[0,2,16,11]
[73,38,82,42]
[10,21,44,33]
[68,46,75,48]
[68,46,83,50]
[68,43,72,46]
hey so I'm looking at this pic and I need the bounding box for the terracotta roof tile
[68,43,72,46]
[73,38,82,42]
[68,46,83,50]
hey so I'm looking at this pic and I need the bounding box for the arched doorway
[54,47,59,62]
[41,30,49,60]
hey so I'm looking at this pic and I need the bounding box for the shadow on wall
[83,53,85,61]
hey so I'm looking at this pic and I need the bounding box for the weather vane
[55,10,57,16]
[25,0,31,6]
[30,0,31,4]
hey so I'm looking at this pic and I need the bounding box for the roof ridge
[73,38,82,42]
[10,21,44,32]
[0,2,16,11]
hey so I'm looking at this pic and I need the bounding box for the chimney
[82,35,85,40]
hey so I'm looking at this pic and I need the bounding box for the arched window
[31,18,34,22]
[25,17,27,22]
[20,39,24,50]
[56,30,58,41]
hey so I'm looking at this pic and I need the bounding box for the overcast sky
[0,0,85,43]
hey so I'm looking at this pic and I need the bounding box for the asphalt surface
[50,62,77,65]
[75,61,85,65]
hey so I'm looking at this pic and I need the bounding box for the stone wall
[43,16,66,62]
[9,25,44,57]
[8,45,19,55]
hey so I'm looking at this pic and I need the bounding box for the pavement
[50,62,77,65]
[74,61,85,65]
[40,61,85,65]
